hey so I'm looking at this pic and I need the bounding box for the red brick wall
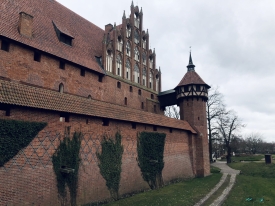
[0,106,194,205]
[179,97,210,177]
[0,40,162,114]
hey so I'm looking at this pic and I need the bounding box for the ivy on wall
[0,119,47,167]
[52,128,82,206]
[97,132,124,200]
[137,131,166,189]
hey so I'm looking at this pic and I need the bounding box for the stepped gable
[0,0,105,74]
[0,79,196,133]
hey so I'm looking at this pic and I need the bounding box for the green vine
[137,131,166,189]
[97,132,124,200]
[52,128,82,206]
[0,119,47,167]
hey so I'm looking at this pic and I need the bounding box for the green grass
[220,154,265,162]
[105,173,222,206]
[223,162,275,206]
[210,165,221,173]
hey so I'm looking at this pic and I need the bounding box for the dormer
[53,21,74,46]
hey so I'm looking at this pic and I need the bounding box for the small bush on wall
[97,132,124,200]
[52,128,82,206]
[137,131,166,189]
[0,119,47,167]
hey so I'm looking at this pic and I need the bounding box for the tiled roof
[176,71,210,88]
[0,0,105,74]
[0,79,196,134]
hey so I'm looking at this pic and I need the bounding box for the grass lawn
[220,154,265,162]
[106,172,222,206]
[223,162,275,206]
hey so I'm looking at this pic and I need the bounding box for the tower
[175,53,210,176]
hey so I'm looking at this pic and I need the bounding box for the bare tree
[207,86,224,162]
[216,110,245,163]
[164,105,180,119]
[245,133,264,154]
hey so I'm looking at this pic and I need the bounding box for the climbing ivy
[97,132,124,200]
[137,131,166,189]
[52,128,82,206]
[0,119,47,167]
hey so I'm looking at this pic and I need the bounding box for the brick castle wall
[0,106,195,205]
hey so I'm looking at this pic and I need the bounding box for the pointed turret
[122,10,126,19]
[131,0,134,8]
[187,52,195,71]
[140,7,143,14]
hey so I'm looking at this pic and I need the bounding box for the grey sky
[56,0,275,142]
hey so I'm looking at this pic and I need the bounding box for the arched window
[134,64,140,83]
[106,50,113,72]
[116,55,122,76]
[117,36,123,52]
[126,59,131,80]
[149,71,153,89]
[88,95,92,99]
[134,14,140,28]
[134,47,139,61]
[156,74,159,93]
[59,83,64,93]
[142,67,147,86]
[142,52,146,65]
[126,42,131,57]
[134,30,139,44]
[126,24,131,38]
[142,37,146,49]
[149,56,153,69]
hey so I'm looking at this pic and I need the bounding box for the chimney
[18,12,33,38]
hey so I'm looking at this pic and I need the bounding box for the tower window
[129,86,133,92]
[34,51,41,62]
[132,123,136,129]
[117,81,121,88]
[59,61,65,69]
[1,40,10,52]
[184,86,189,92]
[141,102,144,109]
[138,89,141,95]
[151,94,154,99]
[196,85,201,92]
[102,118,109,126]
[170,128,173,133]
[88,95,92,99]
[124,97,127,105]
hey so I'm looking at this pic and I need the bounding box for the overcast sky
[56,0,275,143]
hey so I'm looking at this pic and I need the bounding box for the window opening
[151,94,154,99]
[80,69,85,76]
[59,83,64,93]
[60,113,70,122]
[138,89,141,95]
[196,85,201,92]
[60,33,72,46]
[132,122,136,129]
[102,118,109,126]
[59,61,65,69]
[129,86,133,92]
[98,75,103,82]
[1,40,10,52]
[124,97,127,105]
[141,102,144,109]
[117,81,121,88]
[34,51,41,62]
[153,126,157,131]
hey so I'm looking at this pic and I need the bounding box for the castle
[0,0,210,205]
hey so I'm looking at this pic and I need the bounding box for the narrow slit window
[138,89,141,95]
[102,118,109,126]
[34,51,41,62]
[1,40,10,52]
[81,69,85,77]
[124,97,127,105]
[117,81,121,88]
[98,75,103,82]
[59,61,65,69]
[141,102,144,109]
[129,86,133,92]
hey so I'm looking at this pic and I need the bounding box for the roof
[176,71,210,88]
[0,0,105,74]
[0,79,197,134]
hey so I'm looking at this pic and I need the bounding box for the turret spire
[131,0,134,7]
[187,52,195,72]
[122,10,126,19]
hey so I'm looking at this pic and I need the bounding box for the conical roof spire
[131,0,134,7]
[187,52,195,72]
[122,10,126,19]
